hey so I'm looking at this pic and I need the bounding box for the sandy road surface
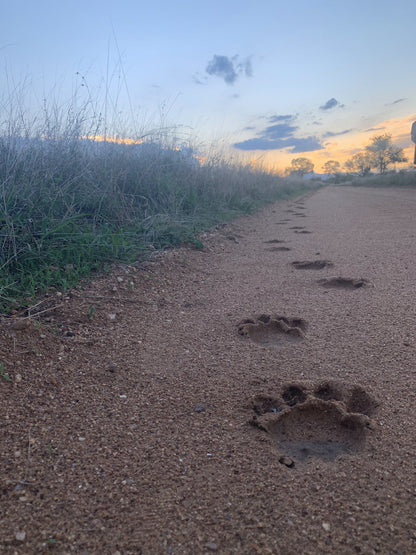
[1,186,416,554]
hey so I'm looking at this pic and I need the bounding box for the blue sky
[1,0,415,171]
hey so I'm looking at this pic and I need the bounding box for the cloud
[192,73,207,85]
[364,126,385,132]
[233,138,287,150]
[385,98,406,106]
[289,137,324,153]
[262,123,298,140]
[267,114,296,123]
[234,134,323,152]
[319,98,344,111]
[205,54,253,85]
[323,128,353,138]
[234,113,323,152]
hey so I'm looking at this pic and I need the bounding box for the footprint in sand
[318,277,368,290]
[291,260,333,270]
[250,380,378,465]
[238,314,307,347]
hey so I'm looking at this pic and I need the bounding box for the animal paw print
[251,380,378,464]
[238,314,307,346]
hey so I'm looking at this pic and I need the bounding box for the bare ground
[1,186,416,554]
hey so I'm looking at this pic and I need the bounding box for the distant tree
[323,160,340,175]
[344,152,373,176]
[365,134,407,174]
[286,157,314,177]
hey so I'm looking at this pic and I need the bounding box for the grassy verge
[329,169,416,187]
[0,112,318,313]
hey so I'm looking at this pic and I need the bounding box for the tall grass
[0,92,318,313]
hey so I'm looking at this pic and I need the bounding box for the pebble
[204,542,218,551]
[279,456,295,468]
[322,522,330,532]
[195,404,205,413]
[15,531,26,541]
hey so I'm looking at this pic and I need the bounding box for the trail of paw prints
[250,380,378,466]
[238,314,307,347]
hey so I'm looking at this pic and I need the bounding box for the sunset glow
[2,0,415,176]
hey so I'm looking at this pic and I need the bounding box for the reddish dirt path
[1,186,416,554]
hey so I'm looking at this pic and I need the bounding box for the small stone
[116,277,124,283]
[15,374,22,383]
[279,456,295,468]
[108,313,116,321]
[322,522,330,532]
[195,404,205,413]
[204,542,218,551]
[15,531,26,541]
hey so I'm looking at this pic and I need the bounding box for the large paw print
[251,380,378,465]
[238,314,307,347]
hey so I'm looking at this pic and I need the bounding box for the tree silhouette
[323,160,340,175]
[365,134,407,174]
[286,157,314,177]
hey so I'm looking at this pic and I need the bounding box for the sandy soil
[1,186,416,554]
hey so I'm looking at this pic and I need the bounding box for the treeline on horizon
[285,133,413,180]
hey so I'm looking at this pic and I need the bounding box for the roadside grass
[0,107,317,313]
[329,169,416,187]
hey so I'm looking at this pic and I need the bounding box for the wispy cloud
[205,54,253,85]
[319,98,344,111]
[267,114,296,123]
[385,98,407,106]
[364,126,385,133]
[323,128,353,138]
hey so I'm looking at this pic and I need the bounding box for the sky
[1,0,416,173]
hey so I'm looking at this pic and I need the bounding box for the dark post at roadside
[411,121,416,175]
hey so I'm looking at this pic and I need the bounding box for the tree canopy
[365,134,407,174]
[286,157,314,177]
[323,160,340,175]
[344,152,373,176]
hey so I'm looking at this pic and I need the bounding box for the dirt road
[1,186,416,553]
